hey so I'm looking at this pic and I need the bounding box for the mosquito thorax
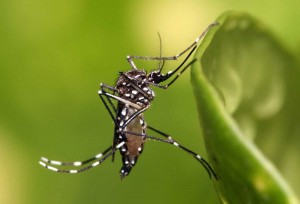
[38,22,219,180]
[116,70,155,106]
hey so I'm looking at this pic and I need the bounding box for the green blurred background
[1,0,299,204]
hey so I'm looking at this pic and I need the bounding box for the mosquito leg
[148,128,218,179]
[99,84,149,129]
[162,58,197,88]
[126,23,218,68]
[151,136,218,180]
[98,87,148,128]
[99,93,118,125]
[39,142,125,173]
[122,106,149,128]
[40,146,112,167]
[147,125,174,140]
[98,86,142,153]
[98,84,147,161]
[98,90,141,110]
[144,58,197,90]
[100,83,118,114]
[100,83,117,92]
[98,83,121,161]
[122,130,218,180]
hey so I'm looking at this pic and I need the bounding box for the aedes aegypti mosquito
[39,22,219,180]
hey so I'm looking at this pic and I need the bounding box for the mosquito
[39,22,219,180]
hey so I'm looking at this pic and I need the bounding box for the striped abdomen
[115,104,146,179]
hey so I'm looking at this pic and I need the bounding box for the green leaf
[191,11,299,203]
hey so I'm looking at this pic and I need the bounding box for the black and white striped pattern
[39,143,122,173]
[39,129,217,179]
[39,22,219,179]
[122,127,218,179]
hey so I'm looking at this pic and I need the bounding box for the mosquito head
[147,70,163,84]
[147,69,169,84]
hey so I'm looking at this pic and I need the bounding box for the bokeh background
[1,0,299,204]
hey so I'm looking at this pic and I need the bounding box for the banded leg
[39,142,125,173]
[40,146,112,167]
[148,131,218,180]
[97,83,216,178]
[127,22,218,71]
[122,130,218,180]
